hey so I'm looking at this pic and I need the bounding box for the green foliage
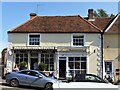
[39,63,47,71]
[93,9,109,17]
[19,61,27,67]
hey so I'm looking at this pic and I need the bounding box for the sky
[0,2,119,58]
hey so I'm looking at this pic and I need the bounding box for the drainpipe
[101,32,104,79]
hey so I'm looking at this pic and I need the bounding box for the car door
[26,71,45,88]
[17,71,31,85]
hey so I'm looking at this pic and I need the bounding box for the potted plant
[39,63,47,71]
[19,61,27,70]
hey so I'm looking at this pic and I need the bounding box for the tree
[93,9,109,17]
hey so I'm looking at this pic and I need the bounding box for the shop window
[15,53,28,65]
[68,57,87,76]
[41,53,54,71]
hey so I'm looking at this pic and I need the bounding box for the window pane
[81,62,86,69]
[50,65,54,71]
[73,35,84,46]
[69,62,74,69]
[75,57,80,61]
[75,70,81,75]
[81,57,86,61]
[81,70,86,74]
[16,58,19,64]
[69,57,74,62]
[75,62,80,69]
[29,35,40,45]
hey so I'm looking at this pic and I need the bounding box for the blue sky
[0,2,119,57]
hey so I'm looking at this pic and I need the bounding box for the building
[6,9,102,79]
[6,9,119,81]
[1,48,7,78]
[103,14,120,82]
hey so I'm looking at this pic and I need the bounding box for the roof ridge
[8,16,38,33]
[37,15,80,17]
[78,15,102,32]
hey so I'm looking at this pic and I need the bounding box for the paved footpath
[0,77,14,89]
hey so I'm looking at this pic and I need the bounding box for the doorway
[30,58,38,70]
[59,57,66,79]
[105,61,113,78]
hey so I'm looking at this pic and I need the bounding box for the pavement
[0,77,14,89]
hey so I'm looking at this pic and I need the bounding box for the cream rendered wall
[8,33,28,46]
[86,34,100,75]
[41,33,100,75]
[41,33,71,46]
[8,33,100,75]
[103,34,119,81]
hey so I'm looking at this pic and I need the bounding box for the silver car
[6,70,58,90]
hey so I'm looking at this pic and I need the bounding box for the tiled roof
[105,14,120,34]
[8,15,101,33]
[89,17,114,31]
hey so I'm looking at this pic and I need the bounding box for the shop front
[57,47,88,79]
[7,46,89,79]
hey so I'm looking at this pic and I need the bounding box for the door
[30,58,38,70]
[105,61,113,77]
[26,71,45,87]
[59,57,66,79]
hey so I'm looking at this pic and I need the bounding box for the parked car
[6,70,59,90]
[53,74,118,90]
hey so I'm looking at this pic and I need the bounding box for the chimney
[30,13,37,19]
[88,9,94,19]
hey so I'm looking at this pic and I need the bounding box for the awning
[13,46,57,50]
[57,46,89,52]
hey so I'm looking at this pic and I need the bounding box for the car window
[75,74,85,82]
[18,71,30,75]
[75,74,106,83]
[29,71,40,77]
[85,75,96,81]
[85,75,105,82]
[39,71,47,77]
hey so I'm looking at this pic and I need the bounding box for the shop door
[59,57,66,79]
[30,58,38,70]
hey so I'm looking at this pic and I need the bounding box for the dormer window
[73,35,84,46]
[29,35,40,45]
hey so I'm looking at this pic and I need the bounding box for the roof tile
[8,15,101,33]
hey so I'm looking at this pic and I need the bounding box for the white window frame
[27,33,41,46]
[68,56,87,76]
[41,53,54,71]
[15,52,28,65]
[71,33,86,47]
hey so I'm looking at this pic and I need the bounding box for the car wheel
[44,83,53,90]
[10,79,19,87]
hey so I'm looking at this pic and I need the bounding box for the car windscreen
[39,71,48,77]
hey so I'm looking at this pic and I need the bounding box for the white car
[53,74,118,90]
